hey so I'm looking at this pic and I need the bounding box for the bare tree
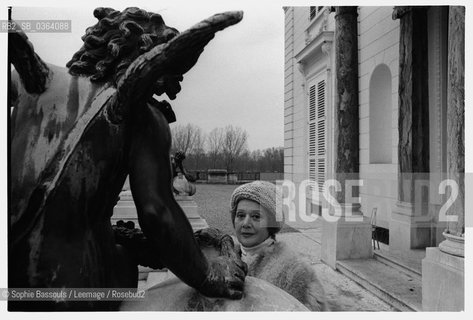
[170,123,203,155]
[221,125,248,172]
[207,127,224,168]
[193,129,206,155]
[191,129,206,169]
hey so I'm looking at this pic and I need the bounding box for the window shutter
[309,85,317,158]
[308,84,317,190]
[310,7,316,20]
[316,80,326,192]
[317,81,325,119]
[308,77,326,193]
[310,6,325,20]
[309,122,316,156]
[309,159,317,183]
[309,85,316,121]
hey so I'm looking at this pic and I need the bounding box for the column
[321,7,372,269]
[422,6,464,311]
[333,6,360,199]
[390,6,432,251]
[441,5,465,245]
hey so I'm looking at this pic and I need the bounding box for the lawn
[193,183,298,235]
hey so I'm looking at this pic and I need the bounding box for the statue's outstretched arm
[128,102,246,299]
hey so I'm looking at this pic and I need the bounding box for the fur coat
[242,240,328,311]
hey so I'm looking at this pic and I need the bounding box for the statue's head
[66,7,179,86]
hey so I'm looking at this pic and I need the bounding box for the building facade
[284,6,464,311]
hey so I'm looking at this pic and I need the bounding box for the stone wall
[358,7,400,228]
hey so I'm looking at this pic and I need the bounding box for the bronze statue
[9,7,245,311]
[171,151,196,195]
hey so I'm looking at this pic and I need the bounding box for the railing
[188,171,283,184]
[237,172,260,181]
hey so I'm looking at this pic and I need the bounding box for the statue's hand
[197,255,247,299]
[154,74,183,100]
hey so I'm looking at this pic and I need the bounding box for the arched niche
[369,64,392,164]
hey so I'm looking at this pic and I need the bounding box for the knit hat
[230,181,285,233]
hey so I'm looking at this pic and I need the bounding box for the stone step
[373,251,422,279]
[336,259,422,311]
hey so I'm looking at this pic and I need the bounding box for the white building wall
[358,7,400,229]
[284,8,295,179]
[287,6,449,250]
[285,7,316,184]
[292,8,310,188]
[293,9,309,57]
[284,7,336,222]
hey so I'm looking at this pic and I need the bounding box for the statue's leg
[127,102,209,290]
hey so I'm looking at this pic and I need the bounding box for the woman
[230,181,328,311]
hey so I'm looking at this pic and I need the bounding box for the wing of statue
[110,11,243,122]
[9,22,50,94]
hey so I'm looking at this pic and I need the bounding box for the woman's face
[234,199,270,247]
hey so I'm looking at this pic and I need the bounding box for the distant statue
[9,7,245,311]
[171,151,196,196]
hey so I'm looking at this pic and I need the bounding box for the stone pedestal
[390,201,433,250]
[422,246,464,311]
[174,195,208,231]
[112,192,207,280]
[321,204,373,269]
[430,203,448,246]
[111,190,138,226]
[112,192,208,231]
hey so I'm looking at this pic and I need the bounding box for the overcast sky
[10,0,285,151]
